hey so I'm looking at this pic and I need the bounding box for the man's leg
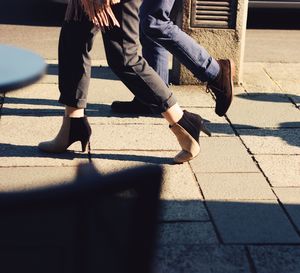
[140,0,219,82]
[114,0,234,116]
[102,0,177,114]
[139,0,169,86]
[140,0,234,116]
[111,0,170,114]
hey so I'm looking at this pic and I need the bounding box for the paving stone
[255,155,300,187]
[159,200,209,221]
[227,94,300,129]
[248,246,300,273]
[171,85,215,107]
[197,173,275,200]
[274,188,300,232]
[91,152,203,201]
[90,124,180,150]
[243,62,281,93]
[238,129,300,155]
[4,83,59,100]
[190,137,258,173]
[207,200,300,244]
[245,30,300,63]
[264,63,300,95]
[153,245,251,273]
[0,116,89,166]
[157,222,218,245]
[2,84,63,116]
[0,167,77,191]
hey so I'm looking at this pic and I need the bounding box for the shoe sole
[217,59,235,117]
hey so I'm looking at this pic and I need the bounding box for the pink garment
[65,0,120,30]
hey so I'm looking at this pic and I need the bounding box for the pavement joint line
[187,161,224,244]
[273,193,300,238]
[263,66,300,109]
[245,246,258,273]
[222,112,300,232]
[249,154,300,237]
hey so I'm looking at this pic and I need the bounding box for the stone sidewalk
[0,61,300,272]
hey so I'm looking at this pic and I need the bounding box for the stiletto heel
[200,121,211,137]
[38,116,92,153]
[81,140,91,153]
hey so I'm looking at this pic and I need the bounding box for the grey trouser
[58,0,177,114]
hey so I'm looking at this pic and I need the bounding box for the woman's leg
[102,0,210,163]
[58,15,98,110]
[38,15,96,153]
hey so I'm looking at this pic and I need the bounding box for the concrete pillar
[171,0,248,85]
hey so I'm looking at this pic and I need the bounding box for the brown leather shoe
[207,59,235,117]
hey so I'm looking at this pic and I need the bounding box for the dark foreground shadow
[0,164,162,273]
[0,163,300,272]
[0,0,66,27]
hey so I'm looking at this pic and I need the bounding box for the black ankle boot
[38,116,92,153]
[111,97,152,115]
[169,110,211,164]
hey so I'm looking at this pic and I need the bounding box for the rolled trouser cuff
[147,92,177,114]
[58,94,87,109]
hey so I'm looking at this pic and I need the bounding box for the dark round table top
[0,44,47,92]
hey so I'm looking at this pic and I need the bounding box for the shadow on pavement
[231,123,300,148]
[90,152,174,165]
[47,64,120,81]
[236,93,300,104]
[1,97,161,118]
[0,143,87,160]
[0,143,174,164]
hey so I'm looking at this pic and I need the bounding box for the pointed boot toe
[170,110,210,164]
[174,150,197,164]
[170,123,201,164]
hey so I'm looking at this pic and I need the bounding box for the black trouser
[58,0,177,114]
